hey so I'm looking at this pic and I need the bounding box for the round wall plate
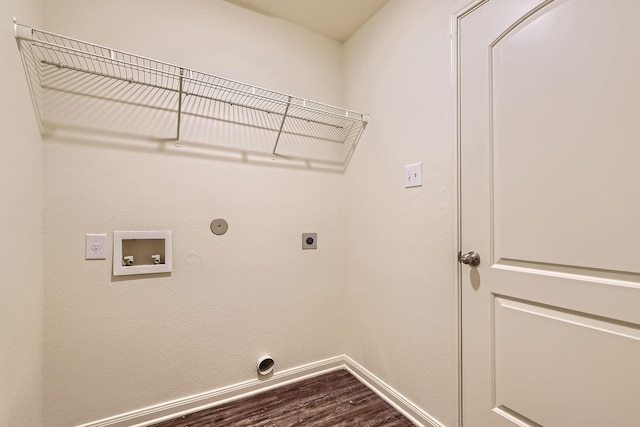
[210,218,228,235]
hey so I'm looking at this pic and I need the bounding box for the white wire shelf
[14,21,368,169]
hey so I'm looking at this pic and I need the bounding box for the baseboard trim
[77,355,445,427]
[78,356,344,427]
[343,356,445,427]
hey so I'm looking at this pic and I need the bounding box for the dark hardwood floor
[150,369,416,426]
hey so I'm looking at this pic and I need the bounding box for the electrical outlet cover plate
[302,233,317,250]
[86,234,107,259]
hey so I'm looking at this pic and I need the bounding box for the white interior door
[458,0,640,426]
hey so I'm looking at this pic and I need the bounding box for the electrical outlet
[302,233,317,250]
[86,234,107,259]
[405,162,422,188]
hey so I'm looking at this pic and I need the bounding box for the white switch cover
[86,234,107,259]
[405,162,422,188]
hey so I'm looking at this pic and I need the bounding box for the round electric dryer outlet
[302,233,317,249]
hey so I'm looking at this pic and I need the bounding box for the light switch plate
[405,162,422,188]
[86,234,107,259]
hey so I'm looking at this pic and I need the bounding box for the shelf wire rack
[14,21,368,169]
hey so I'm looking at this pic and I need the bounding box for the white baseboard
[78,356,344,427]
[77,355,445,427]
[343,356,445,427]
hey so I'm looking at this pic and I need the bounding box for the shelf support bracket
[272,96,292,158]
[176,68,184,146]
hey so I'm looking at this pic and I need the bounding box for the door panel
[492,0,640,273]
[459,0,640,426]
[494,296,640,426]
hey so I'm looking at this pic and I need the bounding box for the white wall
[0,1,43,426]
[41,1,346,425]
[344,1,459,426]
[23,0,463,425]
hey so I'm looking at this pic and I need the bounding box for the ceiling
[222,0,390,42]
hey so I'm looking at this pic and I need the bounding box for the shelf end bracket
[13,19,33,41]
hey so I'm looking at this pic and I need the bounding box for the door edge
[450,1,491,426]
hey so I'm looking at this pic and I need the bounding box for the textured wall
[41,1,346,425]
[36,0,464,425]
[343,1,459,426]
[0,1,43,426]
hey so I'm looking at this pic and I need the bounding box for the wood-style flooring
[150,369,416,426]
